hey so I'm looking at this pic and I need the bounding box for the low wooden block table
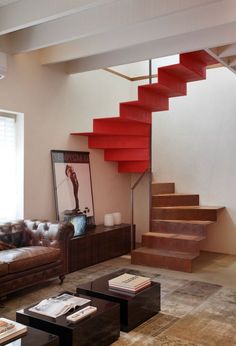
[16,292,120,346]
[76,269,161,332]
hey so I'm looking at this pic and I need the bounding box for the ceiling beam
[2,0,219,54]
[65,21,236,74]
[37,0,236,68]
[207,47,236,75]
[218,43,236,57]
[0,0,112,35]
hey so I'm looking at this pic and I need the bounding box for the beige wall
[0,52,132,225]
[153,67,236,255]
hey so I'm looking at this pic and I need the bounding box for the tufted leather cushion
[0,221,31,248]
[0,246,61,274]
[0,263,8,277]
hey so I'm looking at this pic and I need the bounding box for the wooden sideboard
[68,223,132,273]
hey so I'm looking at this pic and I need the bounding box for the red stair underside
[71,50,217,173]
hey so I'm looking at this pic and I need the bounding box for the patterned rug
[1,257,236,346]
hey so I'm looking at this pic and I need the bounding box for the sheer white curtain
[0,115,17,221]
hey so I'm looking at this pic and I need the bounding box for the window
[0,112,23,221]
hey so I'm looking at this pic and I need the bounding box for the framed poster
[51,150,95,230]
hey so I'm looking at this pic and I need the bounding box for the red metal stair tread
[132,247,199,260]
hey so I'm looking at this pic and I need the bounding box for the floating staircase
[131,182,224,272]
[71,50,223,272]
[71,50,217,173]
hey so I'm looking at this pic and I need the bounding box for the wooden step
[131,247,198,272]
[152,182,175,194]
[152,206,224,221]
[152,193,199,207]
[151,219,212,236]
[142,232,204,253]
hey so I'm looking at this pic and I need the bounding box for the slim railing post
[149,59,152,84]
[149,59,153,230]
[130,170,148,251]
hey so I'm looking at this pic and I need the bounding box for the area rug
[1,257,235,346]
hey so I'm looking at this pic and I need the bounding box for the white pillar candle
[104,213,114,227]
[112,212,121,225]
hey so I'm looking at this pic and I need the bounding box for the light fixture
[0,52,7,79]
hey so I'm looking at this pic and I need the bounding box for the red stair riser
[93,119,151,136]
[88,135,149,149]
[142,234,200,253]
[151,220,208,237]
[160,64,204,83]
[118,161,149,173]
[138,87,169,111]
[158,69,187,96]
[104,148,149,161]
[152,194,199,207]
[119,104,152,124]
[180,54,206,79]
[182,50,218,66]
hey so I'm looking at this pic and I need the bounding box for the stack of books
[108,273,151,294]
[0,318,27,344]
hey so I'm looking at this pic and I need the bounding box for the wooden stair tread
[152,182,175,185]
[153,206,224,210]
[153,193,199,197]
[153,219,214,225]
[143,232,205,241]
[132,247,199,260]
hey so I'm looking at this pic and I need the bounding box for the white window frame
[0,109,24,221]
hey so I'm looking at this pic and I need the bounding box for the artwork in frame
[51,150,95,230]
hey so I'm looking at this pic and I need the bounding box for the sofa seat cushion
[0,263,8,277]
[0,246,61,274]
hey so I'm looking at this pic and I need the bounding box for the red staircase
[71,50,217,173]
[71,50,223,272]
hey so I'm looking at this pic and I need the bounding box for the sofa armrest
[24,220,75,274]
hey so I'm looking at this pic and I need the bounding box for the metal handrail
[131,169,149,250]
[130,59,153,251]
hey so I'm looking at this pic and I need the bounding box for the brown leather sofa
[0,219,74,298]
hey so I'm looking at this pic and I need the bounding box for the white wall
[0,52,132,225]
[153,67,236,255]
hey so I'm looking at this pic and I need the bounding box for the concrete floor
[122,250,236,288]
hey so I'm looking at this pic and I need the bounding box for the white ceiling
[0,0,235,74]
[0,0,19,7]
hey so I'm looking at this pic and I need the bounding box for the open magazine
[29,293,91,318]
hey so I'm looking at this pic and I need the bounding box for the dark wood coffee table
[4,326,59,346]
[16,292,120,346]
[76,269,161,332]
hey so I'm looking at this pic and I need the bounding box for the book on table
[0,318,27,344]
[29,293,91,318]
[108,273,151,293]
